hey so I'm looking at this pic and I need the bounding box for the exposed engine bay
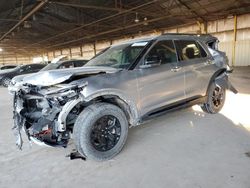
[10,66,119,149]
[12,83,86,149]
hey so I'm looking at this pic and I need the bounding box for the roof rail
[162,33,212,37]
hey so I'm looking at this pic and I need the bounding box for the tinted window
[74,60,86,67]
[24,65,31,70]
[146,40,177,64]
[59,62,74,69]
[30,64,45,70]
[1,65,16,70]
[175,40,207,61]
[39,64,46,69]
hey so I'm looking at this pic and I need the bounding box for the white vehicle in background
[10,56,88,87]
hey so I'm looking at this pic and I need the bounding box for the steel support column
[232,15,237,67]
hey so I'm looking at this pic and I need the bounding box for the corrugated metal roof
[0,0,249,56]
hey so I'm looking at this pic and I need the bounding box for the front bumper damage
[11,83,86,150]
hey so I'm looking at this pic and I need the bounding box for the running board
[141,96,207,122]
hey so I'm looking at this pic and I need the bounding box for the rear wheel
[201,82,226,114]
[73,103,128,161]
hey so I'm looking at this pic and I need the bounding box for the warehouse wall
[208,14,250,66]
[1,13,250,66]
[0,55,32,65]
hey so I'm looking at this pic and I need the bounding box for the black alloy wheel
[90,115,121,152]
[212,86,224,109]
[201,82,226,114]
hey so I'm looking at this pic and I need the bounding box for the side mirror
[140,55,161,69]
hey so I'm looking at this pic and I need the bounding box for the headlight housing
[44,82,87,104]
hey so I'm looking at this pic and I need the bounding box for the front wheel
[201,82,226,114]
[73,103,128,161]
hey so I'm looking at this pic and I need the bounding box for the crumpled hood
[21,66,118,86]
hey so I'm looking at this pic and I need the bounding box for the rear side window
[175,40,207,61]
[74,61,86,67]
[146,40,177,64]
[35,64,45,69]
[59,62,74,69]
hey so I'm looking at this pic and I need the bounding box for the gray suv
[9,34,237,161]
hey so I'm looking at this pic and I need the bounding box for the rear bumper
[227,81,238,94]
[215,72,238,94]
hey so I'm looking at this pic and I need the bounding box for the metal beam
[51,1,160,17]
[0,18,19,22]
[46,14,172,49]
[50,1,124,12]
[0,0,47,42]
[27,0,159,47]
[176,0,206,22]
[232,15,237,67]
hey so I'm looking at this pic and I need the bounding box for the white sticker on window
[131,42,148,47]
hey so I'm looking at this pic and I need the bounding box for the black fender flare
[206,68,238,95]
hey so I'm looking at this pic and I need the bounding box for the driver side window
[145,40,177,65]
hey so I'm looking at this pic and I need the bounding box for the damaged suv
[9,34,237,161]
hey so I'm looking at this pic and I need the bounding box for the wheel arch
[83,93,139,127]
[61,91,139,131]
[205,68,227,95]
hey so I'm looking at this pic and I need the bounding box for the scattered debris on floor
[66,150,86,161]
[245,152,250,158]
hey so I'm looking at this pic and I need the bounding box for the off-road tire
[201,82,226,114]
[73,103,128,161]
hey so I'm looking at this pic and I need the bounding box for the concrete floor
[0,68,250,188]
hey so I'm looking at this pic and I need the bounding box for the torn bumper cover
[215,72,238,94]
[12,83,86,149]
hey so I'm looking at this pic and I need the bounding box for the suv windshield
[85,41,149,69]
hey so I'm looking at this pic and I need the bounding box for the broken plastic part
[66,150,86,160]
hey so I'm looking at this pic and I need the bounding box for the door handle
[171,66,181,72]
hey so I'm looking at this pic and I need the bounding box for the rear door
[137,40,185,116]
[174,39,216,99]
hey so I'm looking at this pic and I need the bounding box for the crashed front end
[11,83,86,149]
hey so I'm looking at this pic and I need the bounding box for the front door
[137,40,185,117]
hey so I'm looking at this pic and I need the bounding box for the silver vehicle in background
[11,57,88,86]
[9,34,237,161]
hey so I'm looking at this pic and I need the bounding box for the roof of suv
[111,33,217,47]
[57,59,88,64]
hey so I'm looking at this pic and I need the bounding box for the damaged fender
[56,96,83,132]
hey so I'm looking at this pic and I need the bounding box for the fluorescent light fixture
[134,12,139,23]
[0,48,3,52]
